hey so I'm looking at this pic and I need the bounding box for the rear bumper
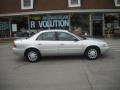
[12,48,25,56]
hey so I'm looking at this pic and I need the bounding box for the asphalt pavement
[0,39,120,90]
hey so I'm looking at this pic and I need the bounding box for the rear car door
[36,32,58,56]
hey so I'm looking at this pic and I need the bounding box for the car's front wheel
[25,48,40,62]
[85,47,100,60]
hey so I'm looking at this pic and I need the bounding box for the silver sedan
[13,30,109,62]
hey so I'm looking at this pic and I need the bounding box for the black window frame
[68,0,81,7]
[115,0,120,6]
[21,0,34,9]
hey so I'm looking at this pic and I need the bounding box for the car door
[57,32,83,55]
[36,32,58,56]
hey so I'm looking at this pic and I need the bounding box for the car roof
[39,29,69,33]
[28,29,70,40]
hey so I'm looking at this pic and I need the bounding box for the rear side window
[37,32,56,41]
[57,32,78,41]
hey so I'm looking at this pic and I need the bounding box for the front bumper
[100,46,110,54]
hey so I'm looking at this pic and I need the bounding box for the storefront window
[11,16,28,31]
[30,14,70,30]
[70,14,90,36]
[11,16,29,37]
[30,15,48,30]
[105,13,120,36]
[0,18,10,37]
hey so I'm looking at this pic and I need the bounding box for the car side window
[58,32,78,41]
[37,32,56,41]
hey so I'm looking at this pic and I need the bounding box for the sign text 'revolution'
[30,15,70,29]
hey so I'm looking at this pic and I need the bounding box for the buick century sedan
[13,30,109,62]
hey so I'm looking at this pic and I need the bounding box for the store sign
[30,15,70,29]
[12,24,17,32]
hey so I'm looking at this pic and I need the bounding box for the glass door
[92,13,103,37]
[93,20,103,36]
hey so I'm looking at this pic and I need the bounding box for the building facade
[0,0,120,37]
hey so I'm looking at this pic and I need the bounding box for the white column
[102,13,105,37]
[9,17,12,37]
[69,14,71,31]
[48,15,50,30]
[89,14,93,36]
[28,16,30,30]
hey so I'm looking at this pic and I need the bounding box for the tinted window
[58,32,78,41]
[37,32,56,41]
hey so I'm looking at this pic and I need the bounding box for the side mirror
[74,38,79,41]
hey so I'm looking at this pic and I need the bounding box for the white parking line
[108,45,120,52]
[114,50,120,52]
[111,48,120,52]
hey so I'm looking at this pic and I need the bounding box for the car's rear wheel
[25,48,40,62]
[85,47,100,60]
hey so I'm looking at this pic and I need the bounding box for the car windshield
[78,36,87,40]
[69,32,86,40]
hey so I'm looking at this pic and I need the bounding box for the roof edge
[0,9,120,17]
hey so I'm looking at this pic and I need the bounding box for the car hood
[82,37,107,45]
[86,37,104,41]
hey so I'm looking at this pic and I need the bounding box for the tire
[25,48,40,62]
[85,47,100,60]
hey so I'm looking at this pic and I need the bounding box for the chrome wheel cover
[88,49,98,59]
[28,51,38,62]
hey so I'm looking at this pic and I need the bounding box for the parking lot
[0,39,120,90]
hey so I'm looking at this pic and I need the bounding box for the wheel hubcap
[88,49,98,59]
[28,51,38,61]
